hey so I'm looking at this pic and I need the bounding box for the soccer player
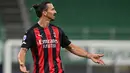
[18,1,104,73]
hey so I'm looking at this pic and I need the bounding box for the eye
[52,8,55,10]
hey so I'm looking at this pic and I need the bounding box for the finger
[99,59,105,65]
[24,71,29,73]
[98,54,104,57]
[26,71,29,73]
[27,71,29,73]
[97,59,105,65]
[96,60,101,64]
[21,69,28,73]
[23,70,29,73]
[97,61,103,65]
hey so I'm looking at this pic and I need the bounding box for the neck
[38,16,50,28]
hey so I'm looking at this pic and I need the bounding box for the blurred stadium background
[0,0,130,73]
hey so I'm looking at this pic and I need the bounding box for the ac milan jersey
[21,23,71,73]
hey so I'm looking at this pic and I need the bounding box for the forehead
[46,3,54,9]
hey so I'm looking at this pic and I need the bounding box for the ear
[42,11,47,16]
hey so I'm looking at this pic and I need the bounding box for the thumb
[27,71,29,73]
[25,71,29,73]
[98,54,104,57]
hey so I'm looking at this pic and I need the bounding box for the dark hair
[33,1,51,18]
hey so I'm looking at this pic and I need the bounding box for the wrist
[86,53,92,59]
[19,61,25,66]
[20,63,25,66]
[18,59,25,66]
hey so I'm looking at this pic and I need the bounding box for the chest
[39,28,59,39]
[33,27,60,47]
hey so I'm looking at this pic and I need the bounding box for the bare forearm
[66,44,90,58]
[66,44,105,65]
[17,48,27,65]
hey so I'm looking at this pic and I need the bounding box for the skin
[18,3,104,73]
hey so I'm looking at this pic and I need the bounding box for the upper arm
[65,43,76,51]
[59,28,71,48]
[21,30,34,50]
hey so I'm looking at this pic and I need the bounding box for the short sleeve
[60,29,71,48]
[21,31,33,49]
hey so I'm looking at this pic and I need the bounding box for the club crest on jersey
[53,32,56,38]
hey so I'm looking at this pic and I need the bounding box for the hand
[20,64,29,73]
[88,53,105,65]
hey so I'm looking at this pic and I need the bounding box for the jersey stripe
[52,26,63,73]
[44,27,55,73]
[37,27,50,73]
[36,27,46,73]
[49,25,59,73]
[34,28,44,73]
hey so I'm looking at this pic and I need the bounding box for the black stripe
[59,28,62,48]
[33,30,39,73]
[49,25,59,73]
[38,26,49,73]
[58,28,64,71]
[34,48,39,73]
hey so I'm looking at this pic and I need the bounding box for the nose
[54,10,57,14]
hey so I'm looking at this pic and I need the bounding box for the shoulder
[26,23,38,34]
[50,24,66,36]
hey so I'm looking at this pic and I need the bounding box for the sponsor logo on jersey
[38,39,58,48]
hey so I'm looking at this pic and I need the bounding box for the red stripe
[44,27,55,73]
[34,28,44,73]
[52,26,63,73]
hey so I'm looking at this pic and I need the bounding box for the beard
[47,16,55,21]
[51,18,54,21]
[47,14,56,21]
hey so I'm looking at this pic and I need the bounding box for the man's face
[44,3,57,21]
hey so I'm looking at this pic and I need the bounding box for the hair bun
[32,4,39,10]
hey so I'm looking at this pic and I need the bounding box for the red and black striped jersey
[21,23,71,73]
